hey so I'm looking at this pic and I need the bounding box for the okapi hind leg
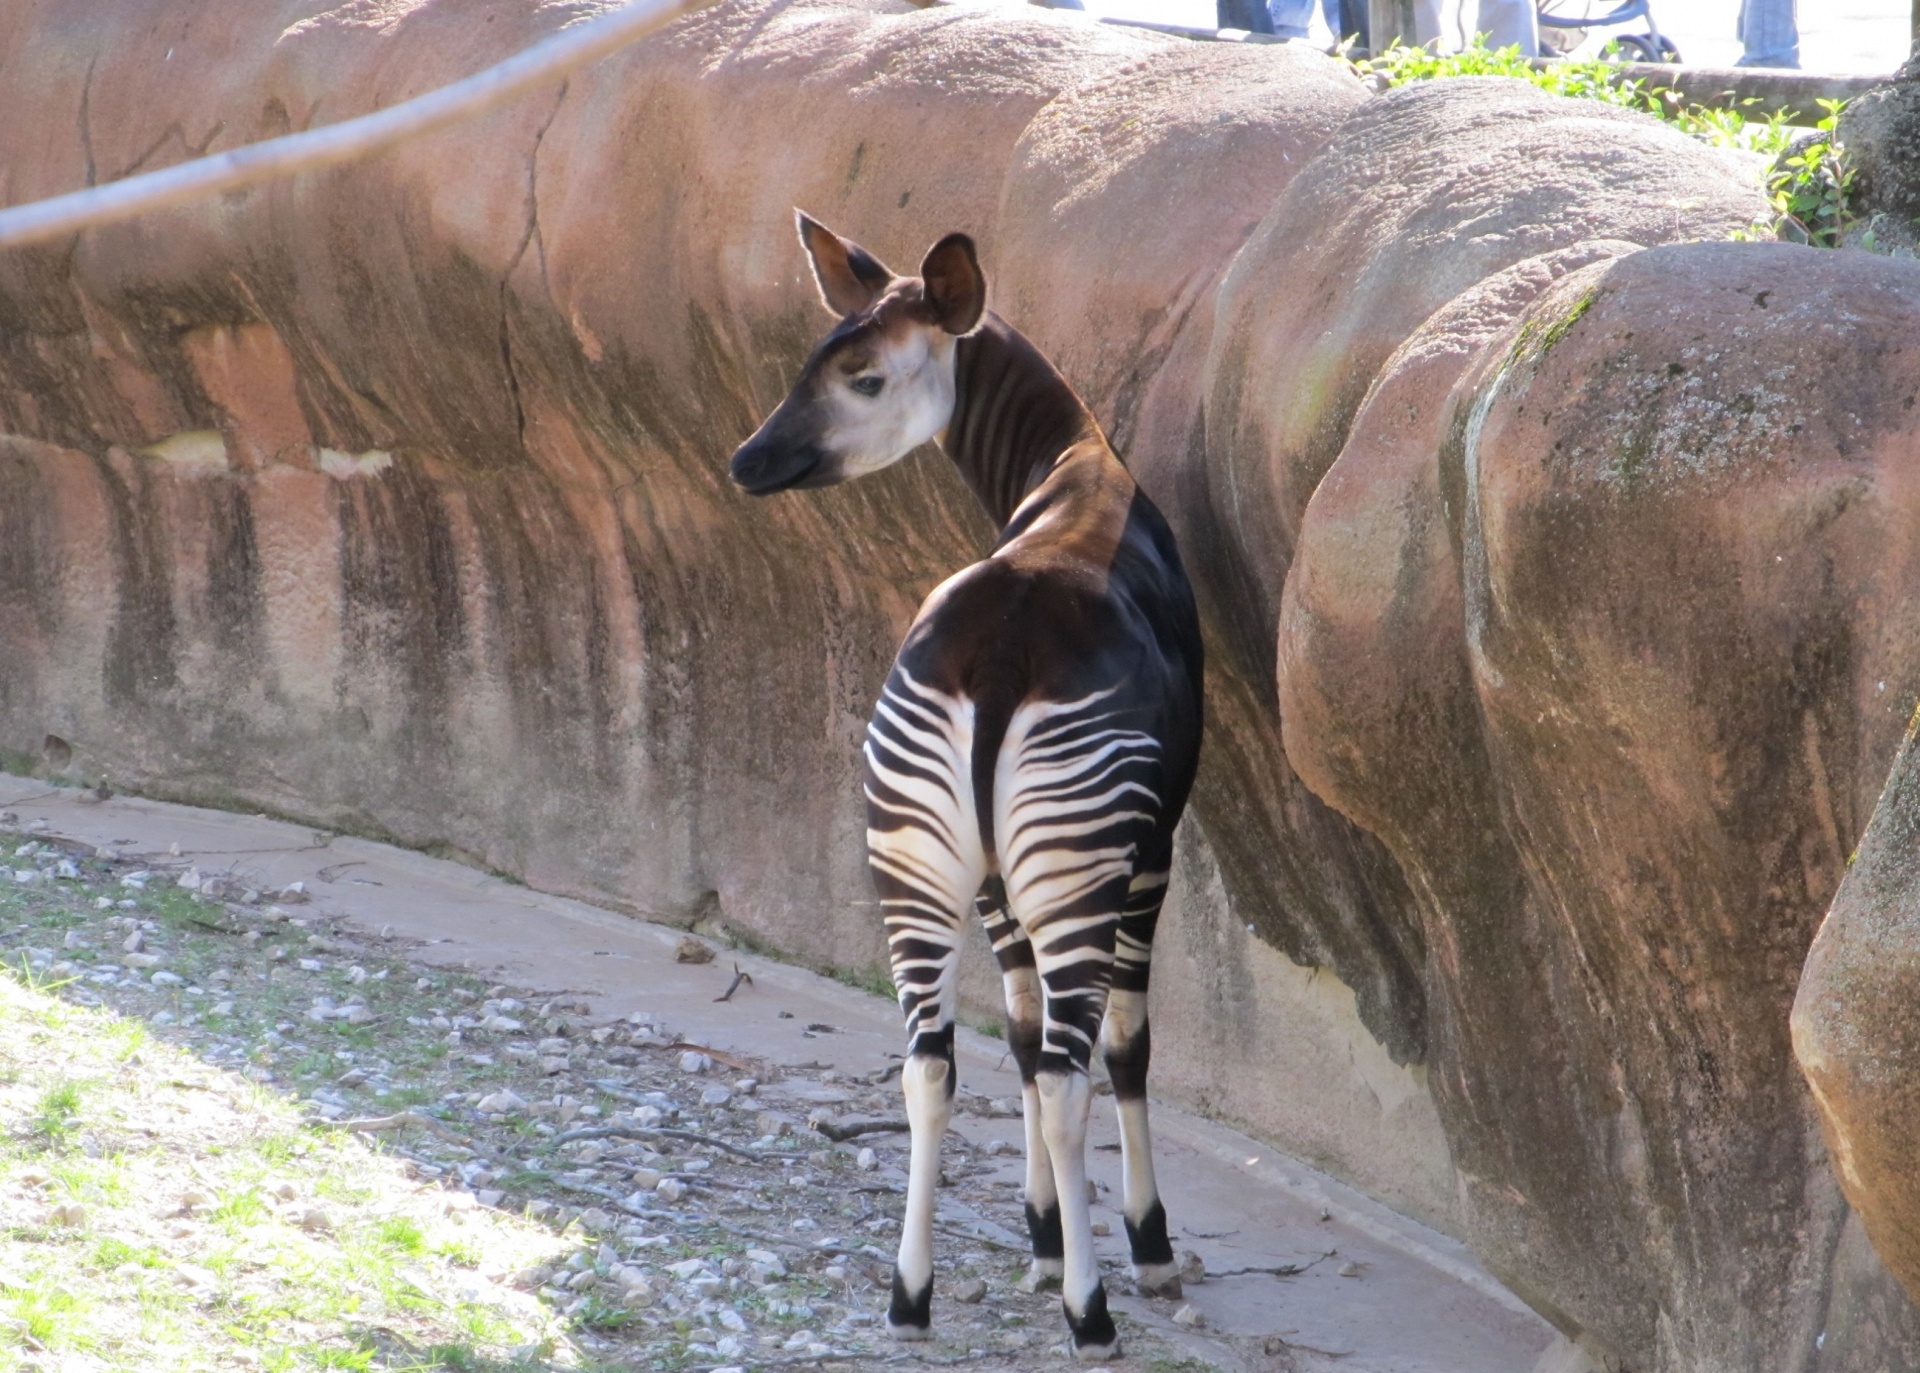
[1032,949,1120,1360]
[1103,867,1180,1297]
[978,891,1063,1293]
[890,1023,955,1340]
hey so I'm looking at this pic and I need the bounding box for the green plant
[1359,39,1803,159]
[31,1079,84,1139]
[1751,101,1856,247]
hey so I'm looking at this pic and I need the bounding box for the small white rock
[1173,1303,1204,1327]
[476,1089,527,1114]
[855,1148,877,1172]
[679,1051,711,1075]
[656,1177,688,1202]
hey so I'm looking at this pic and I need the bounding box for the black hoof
[1065,1281,1119,1357]
[888,1268,932,1340]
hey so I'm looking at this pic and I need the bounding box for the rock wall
[3,0,1919,1365]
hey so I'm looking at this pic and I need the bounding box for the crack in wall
[78,57,98,188]
[497,81,569,449]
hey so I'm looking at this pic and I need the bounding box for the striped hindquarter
[865,671,1182,1352]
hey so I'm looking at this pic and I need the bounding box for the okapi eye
[850,374,885,398]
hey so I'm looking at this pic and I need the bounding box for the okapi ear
[919,232,985,335]
[795,210,893,317]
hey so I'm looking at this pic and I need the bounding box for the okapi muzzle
[729,211,982,496]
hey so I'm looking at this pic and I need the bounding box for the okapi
[730,214,1204,1358]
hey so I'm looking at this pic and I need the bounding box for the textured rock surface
[1282,241,1920,1368]
[1797,720,1920,1311]
[4,0,1919,1365]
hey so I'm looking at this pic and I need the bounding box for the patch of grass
[0,963,566,1371]
[376,1214,429,1255]
[830,963,898,1004]
[30,1078,84,1139]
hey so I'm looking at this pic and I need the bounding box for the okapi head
[730,212,985,495]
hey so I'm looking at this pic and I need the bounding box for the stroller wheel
[1612,32,1682,62]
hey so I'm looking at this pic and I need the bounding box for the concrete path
[0,773,1558,1372]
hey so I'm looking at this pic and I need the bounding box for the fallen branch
[933,1222,1026,1254]
[1208,1251,1335,1279]
[729,1226,894,1264]
[0,0,710,251]
[549,1120,798,1163]
[809,1116,910,1143]
[662,1041,759,1072]
[714,963,753,1003]
[330,1109,472,1146]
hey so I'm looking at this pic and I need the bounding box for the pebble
[718,1307,748,1332]
[951,1277,988,1304]
[297,1207,333,1232]
[679,1051,711,1075]
[984,1138,1017,1157]
[1172,1304,1204,1327]
[297,959,324,973]
[1091,1221,1111,1236]
[1177,1250,1206,1284]
[700,1086,732,1107]
[855,1148,877,1171]
[48,1202,86,1227]
[476,1089,528,1115]
[1337,1260,1361,1278]
[656,1178,687,1202]
[123,953,162,970]
[151,970,184,987]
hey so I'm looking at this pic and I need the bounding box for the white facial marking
[826,327,956,477]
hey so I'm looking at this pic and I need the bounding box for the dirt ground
[0,777,1558,1373]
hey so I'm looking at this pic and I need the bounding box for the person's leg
[1264,0,1316,38]
[1476,0,1539,52]
[1737,0,1800,68]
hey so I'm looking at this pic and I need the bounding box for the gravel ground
[0,809,1247,1373]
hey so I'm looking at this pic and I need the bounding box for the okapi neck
[940,314,1102,529]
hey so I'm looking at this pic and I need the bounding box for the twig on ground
[661,1041,758,1072]
[810,1116,910,1143]
[550,1120,801,1162]
[328,1109,474,1146]
[685,1353,866,1371]
[1208,1250,1335,1279]
[714,963,753,1003]
[186,918,250,936]
[933,1223,1025,1253]
[729,1226,894,1263]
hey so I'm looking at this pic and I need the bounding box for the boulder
[1281,240,1920,1367]
[1796,713,1920,1311]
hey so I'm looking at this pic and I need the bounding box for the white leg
[1017,1076,1065,1291]
[1038,1069,1119,1359]
[1103,986,1179,1296]
[890,1049,953,1340]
